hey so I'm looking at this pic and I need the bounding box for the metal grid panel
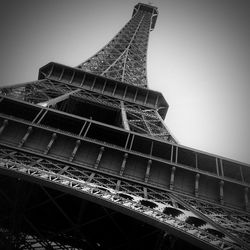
[78,6,156,88]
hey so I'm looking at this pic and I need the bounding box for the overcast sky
[1,0,249,164]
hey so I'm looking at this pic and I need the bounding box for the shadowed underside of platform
[0,172,204,250]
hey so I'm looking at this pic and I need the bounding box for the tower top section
[132,3,158,30]
[78,2,159,88]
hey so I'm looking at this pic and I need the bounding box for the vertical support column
[219,180,224,205]
[220,159,224,177]
[120,153,128,176]
[69,71,76,84]
[216,158,220,176]
[44,133,57,154]
[120,101,130,130]
[170,145,174,162]
[59,67,65,81]
[144,159,152,183]
[112,83,118,96]
[116,180,121,191]
[125,133,131,149]
[133,89,138,102]
[128,135,135,151]
[175,147,178,164]
[143,91,149,105]
[143,187,148,199]
[90,77,97,90]
[170,167,176,190]
[149,141,154,156]
[69,140,81,162]
[80,72,86,87]
[195,173,200,197]
[94,146,105,169]
[195,153,198,169]
[122,85,128,99]
[154,94,159,108]
[47,63,55,78]
[101,79,107,94]
[239,166,244,182]
[18,126,33,147]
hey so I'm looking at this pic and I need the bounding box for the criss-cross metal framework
[78,4,158,88]
[0,3,250,250]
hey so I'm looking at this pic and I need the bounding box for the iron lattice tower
[0,3,250,250]
[78,3,156,88]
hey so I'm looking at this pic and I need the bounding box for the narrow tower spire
[78,3,158,88]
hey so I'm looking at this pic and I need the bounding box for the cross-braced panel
[0,78,176,143]
[125,108,176,142]
[0,80,78,105]
[78,4,158,88]
[1,2,248,249]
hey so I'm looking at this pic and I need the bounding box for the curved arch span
[0,158,238,250]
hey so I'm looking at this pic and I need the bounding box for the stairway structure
[0,3,249,250]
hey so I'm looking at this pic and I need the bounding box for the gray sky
[1,0,249,164]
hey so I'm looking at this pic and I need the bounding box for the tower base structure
[0,173,201,250]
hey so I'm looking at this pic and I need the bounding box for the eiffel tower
[0,3,249,250]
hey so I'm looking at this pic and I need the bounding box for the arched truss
[0,148,249,250]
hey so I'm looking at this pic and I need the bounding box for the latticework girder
[0,79,78,105]
[78,3,158,88]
